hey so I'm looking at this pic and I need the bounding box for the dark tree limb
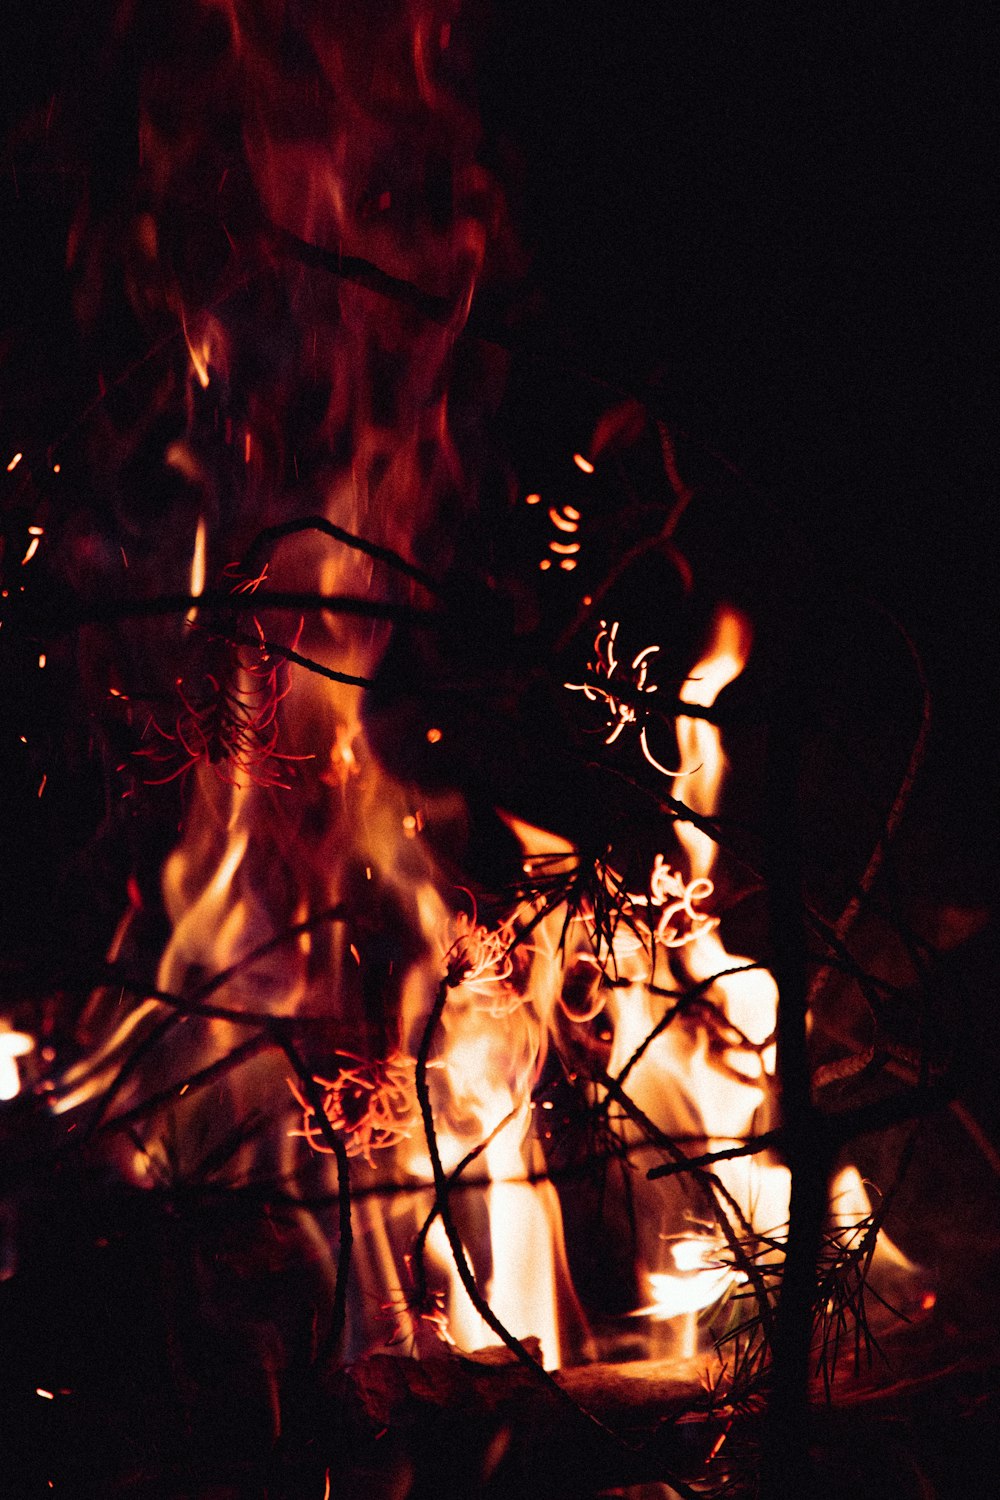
[760,686,830,1497]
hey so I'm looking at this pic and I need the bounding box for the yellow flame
[185,515,207,625]
[0,1028,34,1101]
[181,313,211,389]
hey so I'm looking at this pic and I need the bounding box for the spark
[37,774,47,798]
[548,540,580,555]
[426,726,442,743]
[548,507,579,533]
[572,453,594,474]
[525,492,541,505]
[36,1388,54,1401]
[6,452,23,472]
[38,653,46,669]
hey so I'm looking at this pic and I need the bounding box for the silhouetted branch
[241,515,444,598]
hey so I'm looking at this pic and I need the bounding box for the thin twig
[410,1104,520,1311]
[240,515,444,598]
[78,905,349,1137]
[228,631,374,689]
[274,1028,353,1366]
[94,1031,274,1137]
[596,1068,774,1347]
[25,589,437,635]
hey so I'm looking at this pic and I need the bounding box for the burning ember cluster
[5,0,915,1409]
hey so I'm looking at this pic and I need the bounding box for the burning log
[319,1346,721,1496]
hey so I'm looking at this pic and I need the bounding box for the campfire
[1,4,995,1497]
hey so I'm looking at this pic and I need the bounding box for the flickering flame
[185,515,206,625]
[673,610,781,1065]
[0,1028,34,1101]
[181,313,211,390]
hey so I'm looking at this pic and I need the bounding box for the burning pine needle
[135,617,313,789]
[288,1051,419,1167]
[565,618,698,779]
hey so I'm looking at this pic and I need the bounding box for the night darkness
[1,2,998,1496]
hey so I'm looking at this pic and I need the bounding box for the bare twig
[240,515,444,598]
[409,1103,520,1311]
[596,1067,775,1348]
[78,905,349,1138]
[227,630,374,689]
[274,1029,353,1366]
[24,589,437,635]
